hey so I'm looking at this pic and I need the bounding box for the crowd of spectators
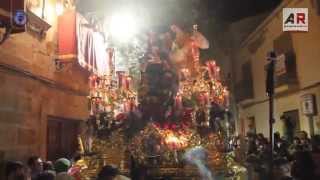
[243,131,320,180]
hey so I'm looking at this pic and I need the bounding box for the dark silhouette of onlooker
[288,137,302,157]
[274,133,289,162]
[42,161,54,172]
[54,158,73,180]
[300,131,312,151]
[35,171,55,180]
[312,135,320,179]
[281,115,295,143]
[5,161,25,180]
[291,151,316,180]
[27,156,43,180]
[97,165,119,180]
[246,133,257,155]
[68,152,83,180]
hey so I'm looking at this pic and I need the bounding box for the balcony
[275,52,298,88]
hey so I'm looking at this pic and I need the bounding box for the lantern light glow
[56,2,64,16]
[110,12,139,42]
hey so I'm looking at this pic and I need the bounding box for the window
[242,61,253,83]
[273,32,293,55]
[273,33,298,87]
[235,61,254,102]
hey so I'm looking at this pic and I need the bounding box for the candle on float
[102,76,107,88]
[105,105,112,113]
[96,76,100,89]
[78,136,85,154]
[206,61,216,79]
[175,95,183,110]
[122,99,128,112]
[204,92,210,105]
[126,76,131,90]
[107,48,114,75]
[223,88,230,107]
[215,66,221,80]
[89,75,97,89]
[104,93,109,104]
[127,100,132,112]
[116,71,125,89]
[129,98,136,112]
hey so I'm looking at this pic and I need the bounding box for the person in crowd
[244,131,319,180]
[54,158,74,180]
[42,161,55,175]
[291,151,316,180]
[130,165,147,180]
[35,171,55,180]
[246,133,257,156]
[274,132,281,142]
[274,135,291,179]
[245,133,271,180]
[281,115,295,143]
[288,137,302,157]
[68,153,87,180]
[97,165,119,180]
[256,133,265,142]
[97,164,131,180]
[27,156,43,180]
[280,177,293,180]
[256,138,271,180]
[300,131,312,152]
[311,135,320,179]
[274,133,289,161]
[42,161,54,171]
[5,161,26,180]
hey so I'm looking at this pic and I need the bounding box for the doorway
[281,110,300,142]
[47,116,81,161]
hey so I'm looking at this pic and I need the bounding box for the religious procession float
[57,8,246,180]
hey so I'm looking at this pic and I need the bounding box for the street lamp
[266,50,277,179]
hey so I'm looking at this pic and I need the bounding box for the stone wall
[0,14,89,162]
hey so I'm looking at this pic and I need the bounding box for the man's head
[5,161,25,180]
[27,156,43,172]
[42,161,54,171]
[293,137,300,145]
[54,158,71,173]
[97,165,119,180]
[72,152,82,163]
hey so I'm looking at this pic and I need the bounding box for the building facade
[232,0,320,138]
[0,0,89,162]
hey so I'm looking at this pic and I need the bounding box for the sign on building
[301,94,317,116]
[275,54,286,76]
[283,8,308,32]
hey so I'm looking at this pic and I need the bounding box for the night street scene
[1,0,320,180]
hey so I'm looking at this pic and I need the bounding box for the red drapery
[57,10,77,62]
[57,10,109,75]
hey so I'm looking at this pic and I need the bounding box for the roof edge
[240,0,292,48]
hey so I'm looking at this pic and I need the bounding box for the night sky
[205,0,282,21]
[77,0,282,22]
